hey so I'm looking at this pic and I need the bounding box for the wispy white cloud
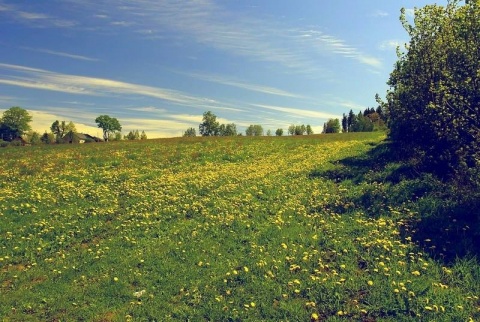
[21,47,99,62]
[251,104,340,120]
[1,0,382,72]
[0,63,237,111]
[167,114,203,124]
[0,79,93,95]
[58,0,380,73]
[300,31,382,68]
[17,11,49,20]
[110,21,134,27]
[126,106,167,113]
[0,94,15,101]
[0,1,77,28]
[183,72,305,98]
[378,39,404,51]
[336,100,366,111]
[372,10,389,17]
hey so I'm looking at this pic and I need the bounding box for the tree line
[322,106,385,134]
[0,108,149,146]
[184,111,316,137]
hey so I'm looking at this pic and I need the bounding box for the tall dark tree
[341,113,348,133]
[347,109,356,132]
[199,111,219,136]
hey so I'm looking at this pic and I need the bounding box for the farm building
[62,131,103,144]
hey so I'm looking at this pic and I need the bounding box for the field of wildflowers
[1,132,479,321]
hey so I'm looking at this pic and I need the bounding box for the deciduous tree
[306,125,313,135]
[0,106,32,141]
[95,115,122,141]
[51,120,76,141]
[199,111,219,136]
[184,127,196,137]
[323,119,341,133]
[245,124,263,136]
[386,1,480,175]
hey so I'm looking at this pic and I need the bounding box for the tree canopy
[51,120,76,141]
[245,124,263,136]
[199,111,220,136]
[385,0,480,177]
[323,119,341,134]
[95,115,122,141]
[183,127,197,137]
[0,106,32,141]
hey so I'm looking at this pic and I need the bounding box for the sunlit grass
[1,132,479,321]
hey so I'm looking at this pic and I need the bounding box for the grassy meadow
[1,132,479,321]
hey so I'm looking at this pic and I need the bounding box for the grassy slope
[0,132,479,321]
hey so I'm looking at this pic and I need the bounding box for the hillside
[1,132,479,321]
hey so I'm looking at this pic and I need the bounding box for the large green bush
[386,1,480,180]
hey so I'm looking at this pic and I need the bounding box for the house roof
[62,132,103,142]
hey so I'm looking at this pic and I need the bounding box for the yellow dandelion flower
[305,301,316,308]
[367,280,374,286]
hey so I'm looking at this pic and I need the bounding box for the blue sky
[0,0,449,138]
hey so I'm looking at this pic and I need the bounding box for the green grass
[1,132,479,321]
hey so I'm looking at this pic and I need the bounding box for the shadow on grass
[413,197,480,263]
[310,140,480,264]
[309,141,419,184]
